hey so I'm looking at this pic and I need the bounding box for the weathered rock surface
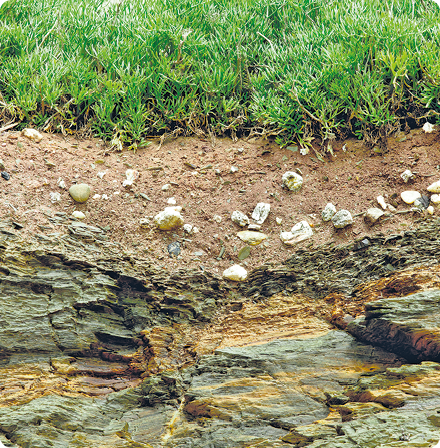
[69,183,91,203]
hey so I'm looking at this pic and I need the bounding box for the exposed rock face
[3,220,440,447]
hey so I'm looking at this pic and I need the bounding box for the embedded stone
[321,203,336,222]
[282,171,303,191]
[280,220,313,245]
[401,191,421,204]
[223,265,248,281]
[154,207,184,230]
[332,210,353,229]
[72,211,86,220]
[364,208,384,225]
[400,170,413,183]
[237,231,267,246]
[252,203,270,224]
[431,194,440,205]
[69,184,91,203]
[377,196,387,210]
[22,128,43,143]
[231,211,249,227]
[427,181,440,193]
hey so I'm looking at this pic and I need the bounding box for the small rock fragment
[223,264,248,282]
[238,245,251,260]
[377,195,387,210]
[97,171,106,179]
[57,178,66,189]
[213,214,222,223]
[231,211,249,227]
[1,171,10,181]
[167,241,181,257]
[139,218,150,228]
[364,207,385,225]
[427,180,440,193]
[69,184,91,203]
[183,224,193,233]
[49,192,61,203]
[161,184,171,191]
[400,169,414,183]
[92,194,101,199]
[401,190,421,204]
[22,128,43,143]
[282,171,303,192]
[72,211,86,220]
[321,203,336,222]
[427,205,435,215]
[414,195,430,209]
[237,230,267,245]
[276,217,282,225]
[248,223,261,231]
[167,197,177,205]
[431,194,440,205]
[280,220,313,245]
[332,210,353,229]
[423,122,435,133]
[122,169,139,187]
[388,204,397,213]
[252,202,271,224]
[154,207,184,230]
[230,166,238,173]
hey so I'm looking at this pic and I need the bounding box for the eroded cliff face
[2,220,440,447]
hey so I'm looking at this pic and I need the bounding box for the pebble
[139,218,150,228]
[230,166,239,173]
[69,184,91,203]
[431,194,440,205]
[332,210,353,228]
[154,207,184,230]
[252,202,270,224]
[237,230,267,245]
[183,224,193,233]
[321,203,336,221]
[280,220,313,245]
[377,195,387,210]
[161,184,171,191]
[427,205,435,215]
[49,192,61,203]
[282,171,303,192]
[92,194,101,199]
[122,169,139,187]
[97,171,106,179]
[248,223,261,231]
[1,171,10,181]
[167,197,177,205]
[400,169,413,183]
[22,128,43,143]
[213,214,222,223]
[238,245,251,260]
[388,204,397,213]
[427,180,440,193]
[364,207,385,224]
[276,217,282,225]
[102,194,109,200]
[423,122,435,133]
[72,211,86,220]
[223,264,248,281]
[140,193,151,201]
[414,195,430,209]
[401,190,421,204]
[57,177,66,189]
[167,241,181,257]
[0,160,5,170]
[231,211,250,227]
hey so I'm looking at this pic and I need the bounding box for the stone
[22,128,43,142]
[427,180,440,193]
[423,122,435,133]
[237,231,267,245]
[388,204,397,213]
[280,220,313,245]
[276,217,282,225]
[321,203,336,221]
[139,218,150,228]
[231,211,249,227]
[97,171,106,179]
[282,171,303,191]
[69,184,91,203]
[248,224,261,231]
[161,184,171,191]
[122,169,139,187]
[49,192,61,203]
[238,245,251,260]
[230,166,238,173]
[1,171,10,181]
[431,194,440,205]
[377,195,387,210]
[154,207,184,230]
[400,169,413,183]
[252,203,270,224]
[427,205,435,215]
[364,207,384,225]
[72,211,86,220]
[332,210,353,228]
[167,197,176,205]
[167,241,181,257]
[0,159,5,170]
[57,177,66,189]
[414,195,430,209]
[223,264,247,281]
[401,190,421,204]
[213,215,222,223]
[183,224,193,233]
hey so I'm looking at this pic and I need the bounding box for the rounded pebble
[69,184,91,203]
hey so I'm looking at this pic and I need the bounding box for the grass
[1,0,440,151]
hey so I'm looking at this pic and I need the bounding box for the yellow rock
[237,231,267,245]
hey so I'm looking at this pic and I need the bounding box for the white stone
[364,207,385,224]
[154,207,184,230]
[231,211,250,227]
[388,204,397,213]
[72,211,86,220]
[400,170,413,183]
[252,202,271,224]
[167,197,176,205]
[423,122,435,133]
[122,169,139,187]
[276,217,282,225]
[332,210,353,228]
[69,183,91,203]
[213,214,222,223]
[237,231,267,245]
[223,265,248,282]
[92,194,101,199]
[401,190,421,204]
[192,226,199,233]
[377,196,387,210]
[22,128,43,143]
[321,203,336,222]
[431,194,440,205]
[161,183,171,191]
[97,171,106,179]
[248,224,261,231]
[282,171,303,192]
[57,178,66,189]
[230,166,238,173]
[183,224,193,233]
[280,220,313,245]
[102,194,109,200]
[427,205,435,215]
[49,192,61,203]
[427,180,440,193]
[139,218,150,228]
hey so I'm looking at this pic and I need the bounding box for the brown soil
[1,127,440,275]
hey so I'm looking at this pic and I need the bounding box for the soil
[1,126,440,276]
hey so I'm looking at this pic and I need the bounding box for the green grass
[1,0,440,151]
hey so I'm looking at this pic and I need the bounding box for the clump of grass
[1,0,440,151]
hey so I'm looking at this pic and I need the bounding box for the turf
[1,0,440,151]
